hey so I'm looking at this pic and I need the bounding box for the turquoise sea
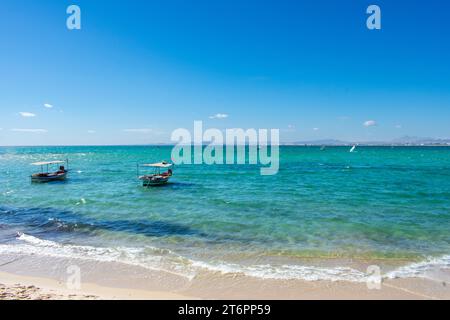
[1,146,450,281]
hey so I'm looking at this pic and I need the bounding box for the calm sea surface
[1,146,450,281]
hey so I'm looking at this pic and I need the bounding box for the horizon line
[2,143,450,148]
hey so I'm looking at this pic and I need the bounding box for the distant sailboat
[349,145,357,153]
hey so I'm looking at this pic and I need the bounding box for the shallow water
[1,146,450,281]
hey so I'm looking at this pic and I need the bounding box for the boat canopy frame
[136,161,173,177]
[31,159,69,174]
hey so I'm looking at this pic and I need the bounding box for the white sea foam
[18,233,59,247]
[385,255,450,282]
[1,233,449,283]
[76,198,86,205]
[2,233,196,280]
[189,260,369,282]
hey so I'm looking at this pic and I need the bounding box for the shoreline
[1,253,449,300]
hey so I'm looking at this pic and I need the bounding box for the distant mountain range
[145,136,450,147]
[287,136,450,146]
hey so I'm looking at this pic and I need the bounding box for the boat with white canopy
[31,160,69,182]
[137,161,173,186]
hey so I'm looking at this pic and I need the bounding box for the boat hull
[31,172,68,183]
[139,175,170,187]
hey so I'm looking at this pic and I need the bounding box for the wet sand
[1,253,449,300]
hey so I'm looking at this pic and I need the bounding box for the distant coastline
[284,136,450,147]
[1,142,450,148]
[2,145,450,148]
[281,143,450,147]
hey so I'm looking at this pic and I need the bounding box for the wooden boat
[31,160,69,183]
[137,161,173,187]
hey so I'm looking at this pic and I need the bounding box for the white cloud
[395,124,402,129]
[19,112,36,117]
[11,128,47,133]
[209,113,228,119]
[283,124,296,133]
[44,103,53,109]
[123,128,153,133]
[313,127,319,131]
[363,120,377,127]
[87,130,96,134]
[250,76,269,81]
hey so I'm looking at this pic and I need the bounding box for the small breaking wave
[1,233,449,283]
[386,255,450,281]
[3,233,196,280]
[190,260,369,282]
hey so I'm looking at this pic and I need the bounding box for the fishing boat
[137,161,173,187]
[31,160,69,183]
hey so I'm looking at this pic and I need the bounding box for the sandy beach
[1,253,449,300]
[0,271,189,300]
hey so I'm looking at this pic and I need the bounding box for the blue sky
[0,0,449,145]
